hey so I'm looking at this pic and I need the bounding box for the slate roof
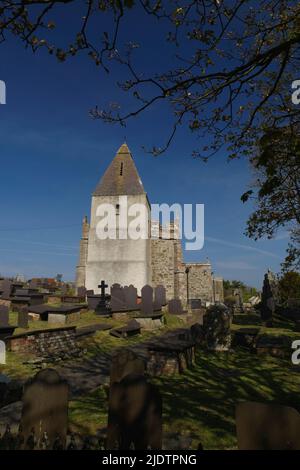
[93,143,146,196]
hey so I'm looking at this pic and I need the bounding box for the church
[75,143,223,304]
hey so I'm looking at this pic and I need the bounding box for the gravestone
[190,299,202,309]
[110,348,145,385]
[141,285,153,316]
[86,289,94,295]
[18,306,29,329]
[0,305,9,327]
[107,373,162,450]
[96,280,111,315]
[236,402,300,450]
[77,286,86,297]
[124,285,138,309]
[111,284,126,311]
[154,285,166,309]
[261,270,279,321]
[233,288,244,314]
[1,280,12,300]
[203,304,231,351]
[168,298,184,315]
[20,369,69,450]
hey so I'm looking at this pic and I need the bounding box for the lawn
[2,308,300,450]
[68,348,300,449]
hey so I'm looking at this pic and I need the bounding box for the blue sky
[0,6,289,287]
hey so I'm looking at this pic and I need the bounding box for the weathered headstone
[77,286,86,297]
[124,285,138,309]
[1,280,12,300]
[18,306,29,329]
[0,305,9,327]
[168,298,183,315]
[111,284,126,311]
[236,402,300,450]
[154,285,166,309]
[110,348,145,385]
[203,304,231,351]
[141,285,153,316]
[261,270,279,321]
[20,369,69,450]
[107,373,162,450]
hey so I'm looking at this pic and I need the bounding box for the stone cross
[98,280,108,300]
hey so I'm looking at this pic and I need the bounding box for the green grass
[67,348,300,449]
[3,308,300,449]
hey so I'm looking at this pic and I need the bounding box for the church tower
[82,143,151,294]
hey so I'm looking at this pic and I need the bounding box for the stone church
[75,143,223,304]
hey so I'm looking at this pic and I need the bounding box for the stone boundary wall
[6,326,77,355]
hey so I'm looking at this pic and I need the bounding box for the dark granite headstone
[86,289,94,295]
[154,285,166,309]
[141,285,153,316]
[1,280,12,300]
[107,373,162,450]
[124,285,138,309]
[111,284,126,311]
[18,306,29,329]
[190,299,202,309]
[168,298,183,314]
[260,270,279,321]
[0,305,9,327]
[236,402,300,450]
[20,369,69,450]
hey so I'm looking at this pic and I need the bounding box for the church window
[120,162,123,176]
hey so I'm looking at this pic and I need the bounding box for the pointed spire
[93,143,145,196]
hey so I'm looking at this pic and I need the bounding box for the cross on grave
[98,280,108,300]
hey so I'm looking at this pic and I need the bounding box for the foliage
[242,127,300,269]
[0,1,300,158]
[278,271,300,301]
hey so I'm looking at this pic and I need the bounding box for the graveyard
[0,276,300,450]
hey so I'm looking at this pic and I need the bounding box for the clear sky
[0,6,289,288]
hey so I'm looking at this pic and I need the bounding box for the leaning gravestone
[203,304,231,351]
[141,285,153,316]
[18,306,29,329]
[168,298,184,314]
[236,402,300,450]
[110,348,145,385]
[111,284,126,311]
[0,305,9,327]
[20,369,69,450]
[154,285,166,309]
[123,285,138,309]
[107,373,162,450]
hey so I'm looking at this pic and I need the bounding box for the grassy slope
[2,309,300,449]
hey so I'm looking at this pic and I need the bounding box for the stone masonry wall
[186,263,213,303]
[151,238,175,300]
[7,327,78,357]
